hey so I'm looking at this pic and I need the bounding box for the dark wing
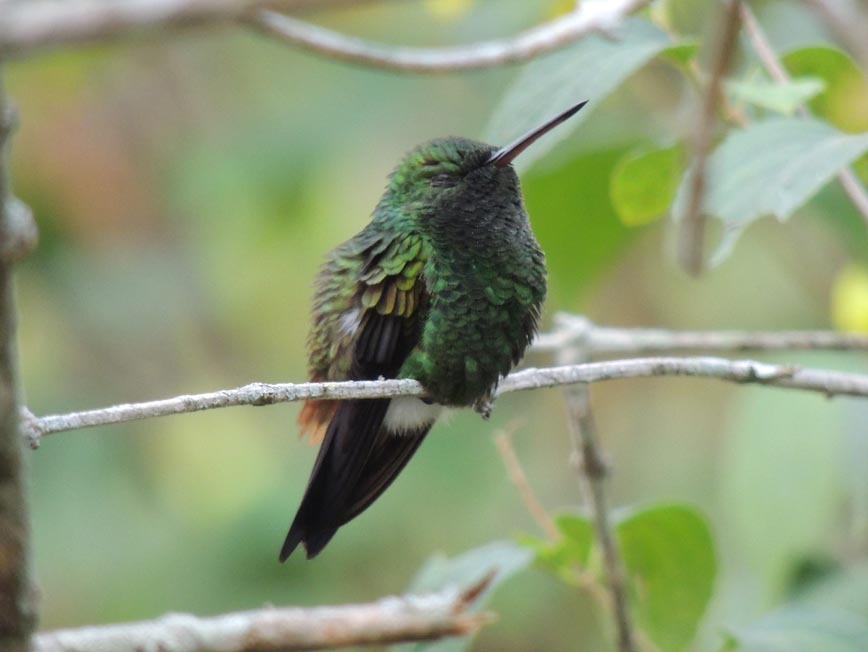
[281,234,428,561]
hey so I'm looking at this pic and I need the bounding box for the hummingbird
[281,100,588,561]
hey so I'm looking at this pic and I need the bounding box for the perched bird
[281,101,588,561]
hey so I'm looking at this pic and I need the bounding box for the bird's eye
[430,173,454,188]
[421,159,439,167]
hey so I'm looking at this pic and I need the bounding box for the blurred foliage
[6,0,868,650]
[724,77,825,116]
[519,513,593,584]
[393,541,533,652]
[610,145,682,226]
[616,504,716,651]
[832,264,868,332]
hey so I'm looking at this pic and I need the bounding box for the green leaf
[610,145,682,226]
[393,540,533,652]
[486,17,671,169]
[616,503,716,651]
[659,40,700,65]
[555,513,594,563]
[671,117,868,263]
[519,513,593,584]
[723,607,868,652]
[522,147,637,304]
[783,46,868,133]
[726,77,825,115]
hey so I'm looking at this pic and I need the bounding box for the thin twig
[678,0,741,276]
[34,576,494,652]
[493,428,559,540]
[801,0,868,68]
[0,65,38,651]
[493,426,613,614]
[557,346,635,652]
[247,0,654,73]
[532,313,868,355]
[739,2,868,228]
[21,356,868,447]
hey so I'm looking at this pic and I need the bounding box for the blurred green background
[7,0,868,650]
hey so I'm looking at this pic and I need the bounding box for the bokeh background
[7,0,868,650]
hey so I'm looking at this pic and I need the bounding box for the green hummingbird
[281,100,588,561]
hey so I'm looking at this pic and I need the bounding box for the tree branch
[0,65,38,652]
[738,2,868,229]
[1,0,655,68]
[557,347,636,652]
[532,313,868,355]
[247,0,654,73]
[801,0,868,68]
[677,0,741,276]
[21,355,868,448]
[34,577,493,652]
[0,0,330,57]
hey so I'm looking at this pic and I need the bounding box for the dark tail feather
[280,398,431,561]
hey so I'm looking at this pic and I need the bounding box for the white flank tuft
[383,398,443,435]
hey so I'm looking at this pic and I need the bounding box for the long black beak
[488,100,589,168]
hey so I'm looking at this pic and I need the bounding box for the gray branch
[677,0,741,276]
[34,577,493,652]
[0,0,655,73]
[248,0,654,73]
[0,64,38,651]
[0,0,326,57]
[22,355,868,448]
[558,346,636,652]
[532,313,868,354]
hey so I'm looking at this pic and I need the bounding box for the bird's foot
[473,397,494,420]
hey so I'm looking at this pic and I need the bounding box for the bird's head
[380,100,588,220]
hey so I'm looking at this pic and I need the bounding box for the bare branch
[557,346,636,652]
[34,578,493,652]
[1,0,654,67]
[0,65,38,650]
[0,0,324,57]
[802,0,868,68]
[247,0,655,73]
[22,355,868,447]
[739,3,868,228]
[532,313,868,355]
[677,0,741,276]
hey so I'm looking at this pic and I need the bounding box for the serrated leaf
[486,17,671,169]
[393,540,533,652]
[617,503,716,651]
[726,77,825,115]
[783,46,868,133]
[672,118,868,263]
[723,607,868,652]
[610,145,682,225]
